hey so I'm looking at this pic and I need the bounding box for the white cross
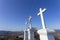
[37,8,46,29]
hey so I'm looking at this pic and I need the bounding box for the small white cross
[37,8,46,29]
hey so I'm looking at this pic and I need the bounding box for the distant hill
[0,31,23,36]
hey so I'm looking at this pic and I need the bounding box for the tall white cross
[37,8,46,29]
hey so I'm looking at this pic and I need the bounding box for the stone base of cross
[37,29,55,40]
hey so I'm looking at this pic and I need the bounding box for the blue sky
[0,0,60,31]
